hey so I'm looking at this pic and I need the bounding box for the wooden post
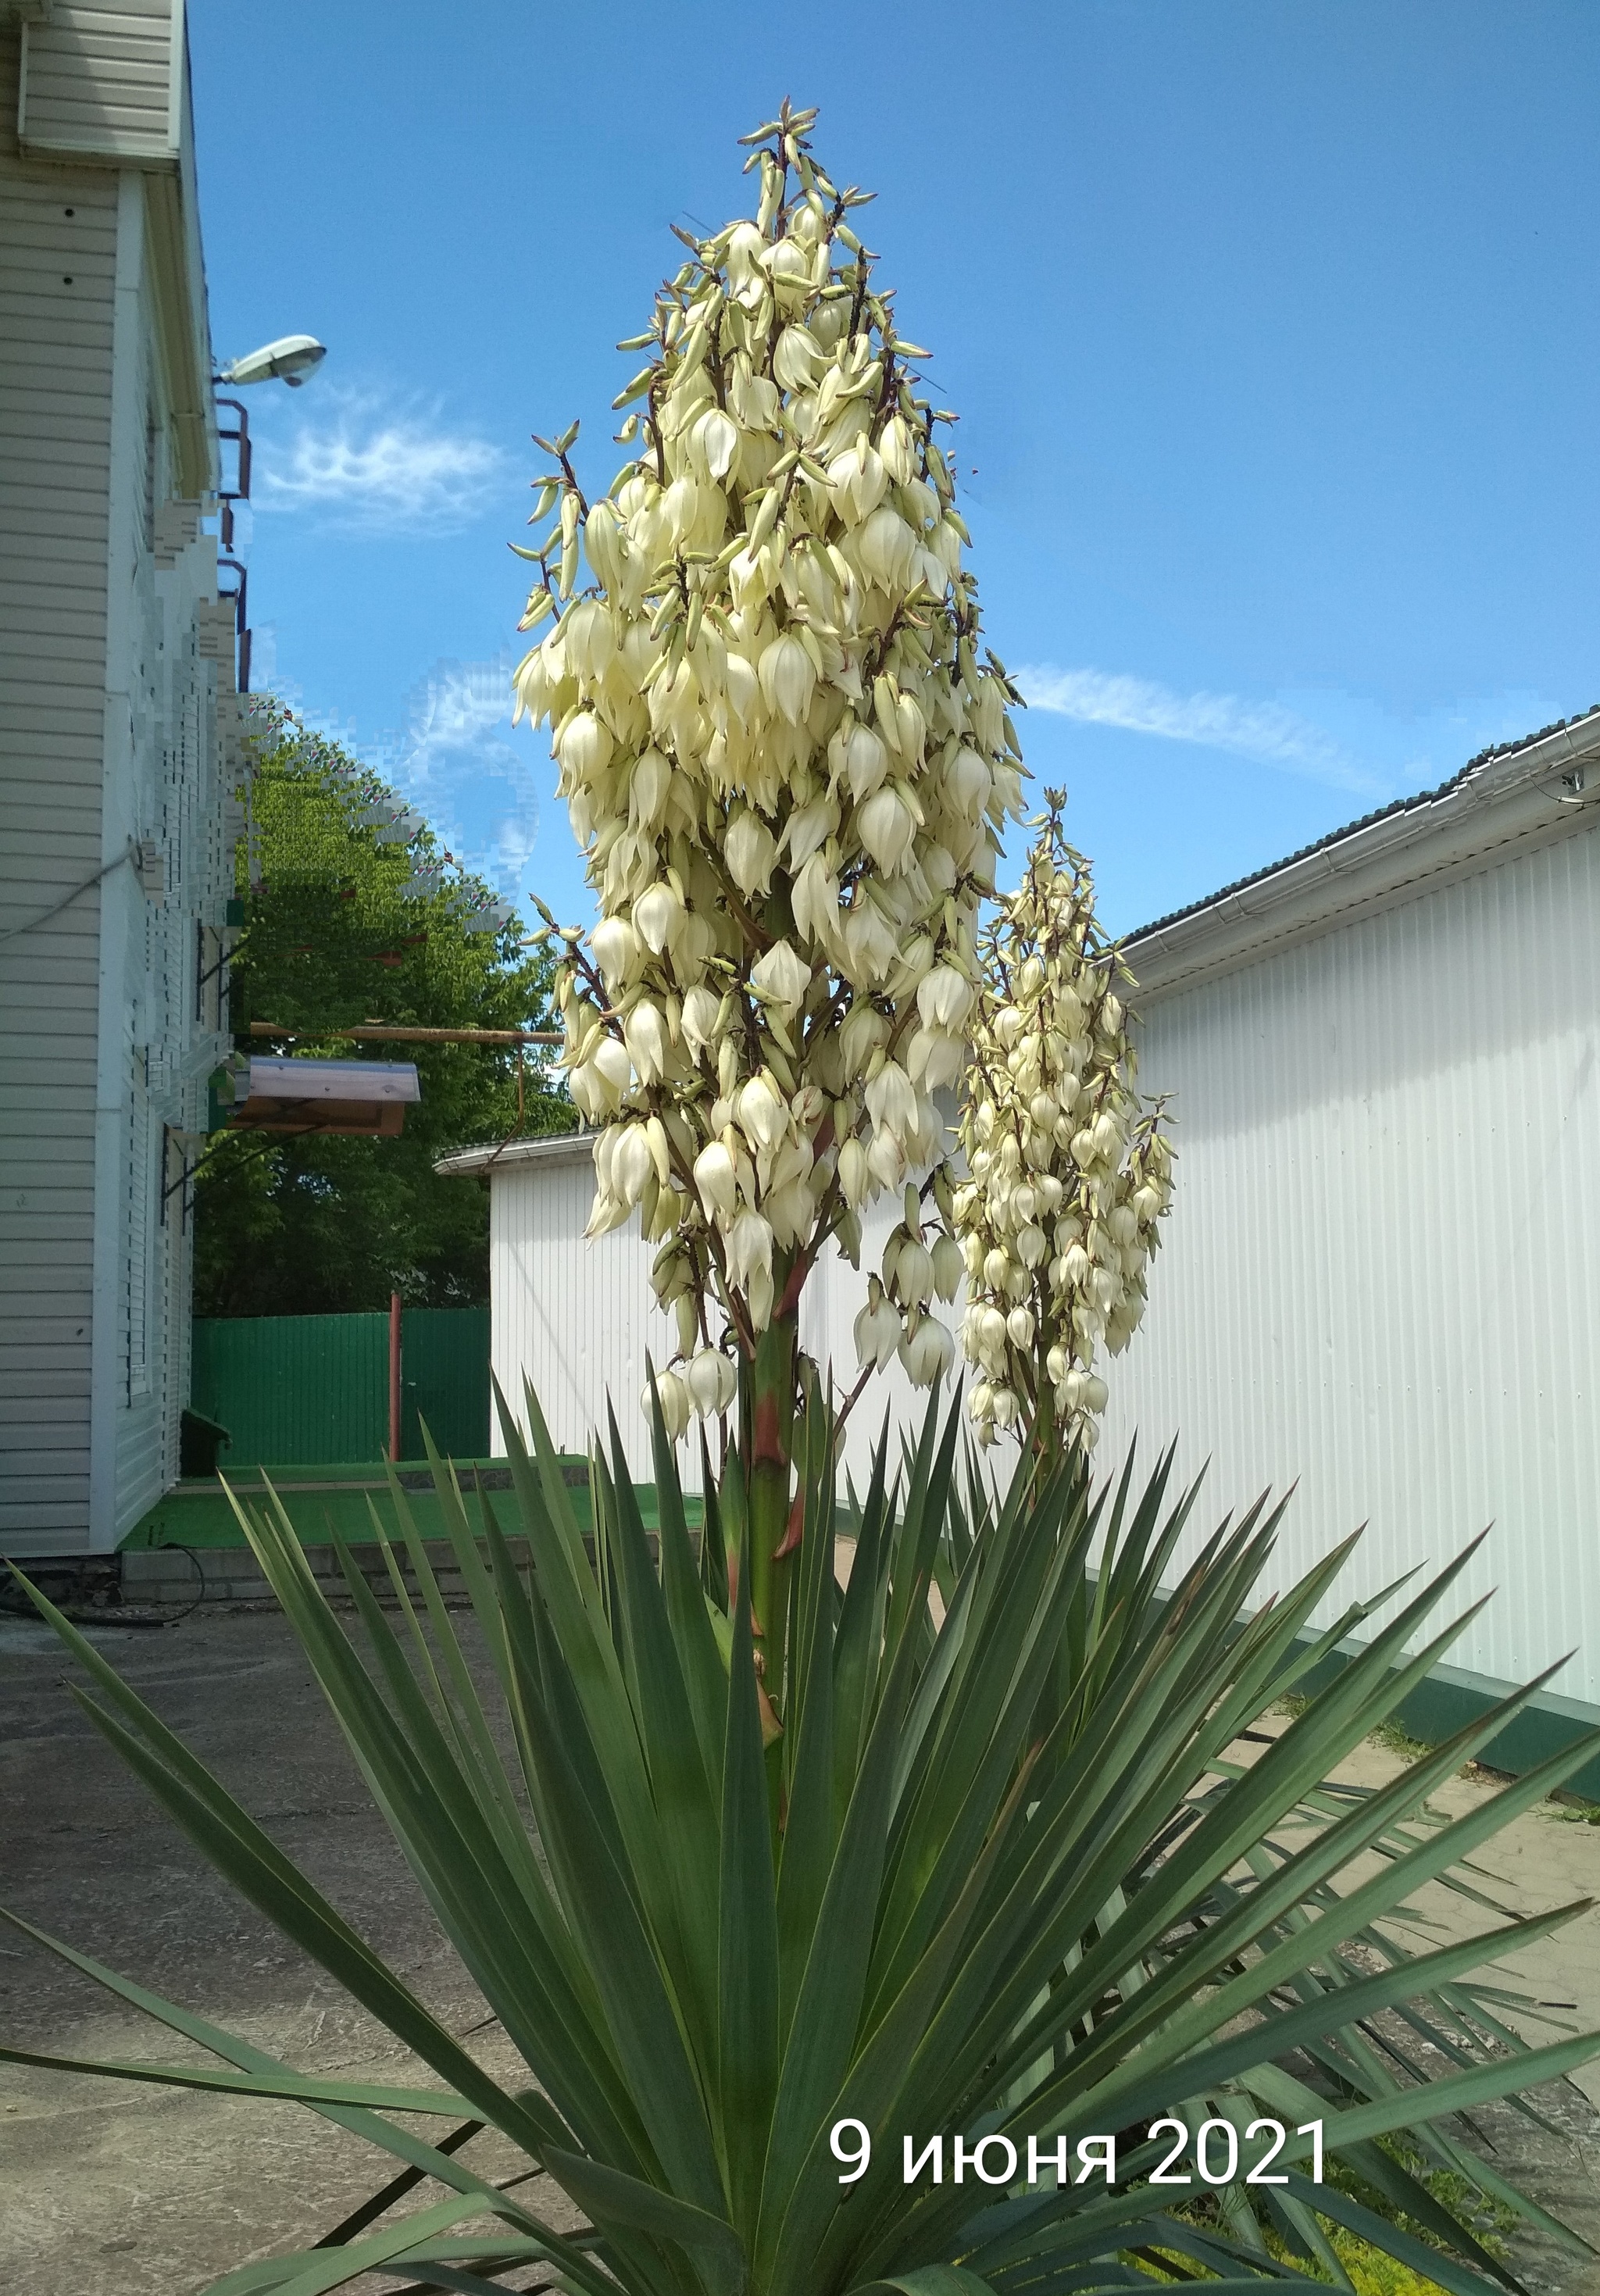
[388,1291,402,1462]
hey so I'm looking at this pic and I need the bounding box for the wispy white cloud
[388,656,541,906]
[1016,665,1388,799]
[255,390,505,532]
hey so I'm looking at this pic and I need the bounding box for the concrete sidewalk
[0,1609,584,2294]
[2,1610,1598,2296]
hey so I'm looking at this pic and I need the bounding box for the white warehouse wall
[476,804,1600,1721]
[484,1140,961,1499]
[1102,821,1600,1713]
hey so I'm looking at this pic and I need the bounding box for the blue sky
[191,1,1599,939]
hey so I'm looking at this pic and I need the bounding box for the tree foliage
[193,702,570,1317]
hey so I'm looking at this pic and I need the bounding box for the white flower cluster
[512,103,1027,1436]
[953,799,1173,1451]
[852,1180,963,1388]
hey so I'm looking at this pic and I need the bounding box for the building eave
[1123,709,1600,1001]
[435,1131,595,1180]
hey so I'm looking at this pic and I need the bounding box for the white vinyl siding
[124,1055,152,1398]
[0,41,116,1548]
[1,5,233,1553]
[17,0,179,162]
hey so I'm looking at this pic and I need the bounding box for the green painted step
[120,1458,702,1551]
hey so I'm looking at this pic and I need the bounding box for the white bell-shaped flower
[852,1277,901,1372]
[692,1140,738,1224]
[899,1314,953,1387]
[641,1369,691,1442]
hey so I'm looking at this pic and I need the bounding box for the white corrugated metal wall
[1101,823,1600,1711]
[486,1144,959,1498]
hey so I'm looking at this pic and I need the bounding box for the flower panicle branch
[953,790,1173,1454]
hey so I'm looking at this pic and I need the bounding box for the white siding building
[440,709,1600,1761]
[1,0,245,1554]
[434,1133,945,1498]
[1102,708,1600,1744]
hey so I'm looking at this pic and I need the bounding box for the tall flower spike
[953,791,1173,1457]
[515,105,1021,1480]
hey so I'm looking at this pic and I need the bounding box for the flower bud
[835,1205,862,1266]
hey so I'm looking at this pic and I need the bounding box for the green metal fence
[398,1309,492,1462]
[190,1307,491,1466]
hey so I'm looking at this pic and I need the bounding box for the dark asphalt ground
[0,1607,570,2295]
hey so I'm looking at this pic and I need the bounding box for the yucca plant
[5,1390,1598,2296]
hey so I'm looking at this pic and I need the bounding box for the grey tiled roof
[1124,705,1600,948]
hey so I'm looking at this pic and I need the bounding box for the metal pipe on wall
[388,1291,402,1463]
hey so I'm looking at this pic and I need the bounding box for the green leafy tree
[193,702,570,1316]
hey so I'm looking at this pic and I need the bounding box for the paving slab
[0,1609,567,2294]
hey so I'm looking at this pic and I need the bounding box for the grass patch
[1271,1698,1475,1779]
[1137,2229,1459,2296]
[1366,1716,1435,1765]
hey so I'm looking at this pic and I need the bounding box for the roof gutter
[1124,715,1600,1000]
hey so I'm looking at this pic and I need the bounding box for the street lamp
[209,334,327,693]
[215,334,327,389]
